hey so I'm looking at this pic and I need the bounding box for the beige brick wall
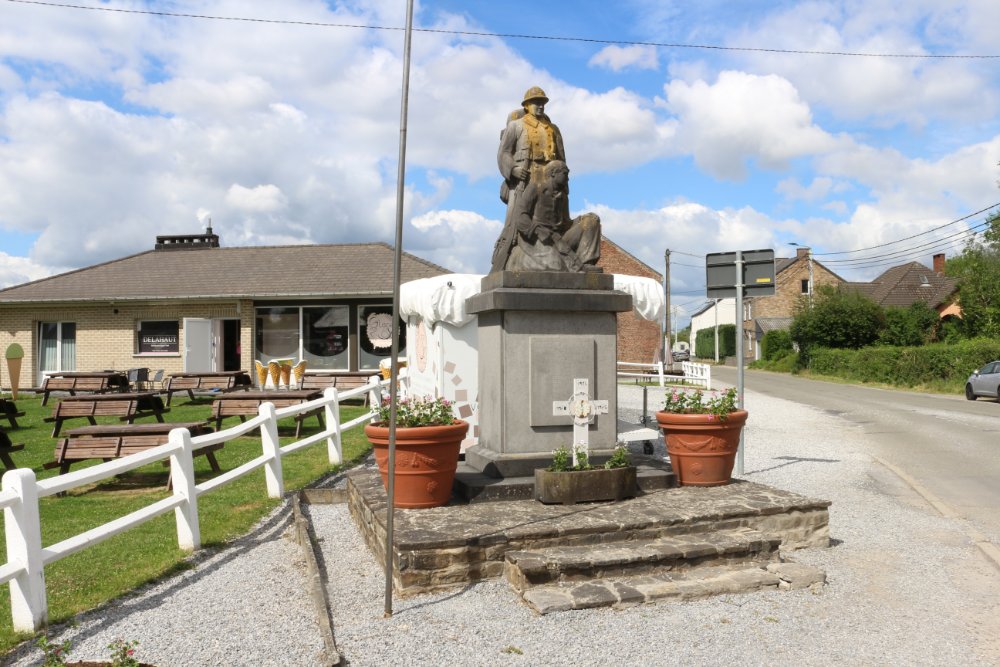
[0,300,252,389]
[597,239,663,364]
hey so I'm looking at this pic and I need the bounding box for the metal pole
[807,248,814,308]
[734,251,745,477]
[384,0,415,619]
[663,249,671,370]
[713,299,719,362]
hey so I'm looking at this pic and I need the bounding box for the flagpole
[384,0,415,618]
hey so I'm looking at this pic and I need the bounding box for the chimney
[933,253,945,275]
[796,247,810,259]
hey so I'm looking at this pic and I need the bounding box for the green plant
[547,445,595,471]
[108,638,140,667]
[663,387,739,421]
[548,445,572,472]
[604,444,631,469]
[375,395,456,427]
[761,329,793,361]
[36,635,72,667]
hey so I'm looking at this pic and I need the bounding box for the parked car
[672,349,690,362]
[965,361,1000,400]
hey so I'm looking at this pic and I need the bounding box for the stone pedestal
[463,271,632,478]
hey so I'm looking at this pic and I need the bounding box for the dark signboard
[706,249,776,299]
[138,320,179,354]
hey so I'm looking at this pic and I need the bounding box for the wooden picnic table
[46,421,221,483]
[40,371,130,406]
[165,370,253,405]
[45,391,170,437]
[210,389,323,438]
[0,398,25,428]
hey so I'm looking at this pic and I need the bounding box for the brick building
[0,230,449,389]
[597,238,664,363]
[744,247,844,359]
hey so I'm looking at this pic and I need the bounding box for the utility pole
[713,299,719,362]
[663,249,671,370]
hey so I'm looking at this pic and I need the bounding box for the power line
[820,221,988,267]
[812,202,1000,257]
[7,0,999,59]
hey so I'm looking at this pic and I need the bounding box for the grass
[0,391,372,653]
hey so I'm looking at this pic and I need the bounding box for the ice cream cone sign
[6,343,23,400]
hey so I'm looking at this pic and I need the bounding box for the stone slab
[480,270,613,292]
[465,288,631,315]
[346,470,831,595]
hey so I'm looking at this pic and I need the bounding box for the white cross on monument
[552,377,609,467]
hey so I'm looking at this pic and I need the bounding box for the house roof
[755,317,794,333]
[775,255,846,282]
[0,243,451,304]
[841,261,956,309]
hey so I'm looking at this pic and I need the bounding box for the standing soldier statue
[491,86,602,273]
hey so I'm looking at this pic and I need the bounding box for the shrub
[695,324,735,359]
[761,329,793,361]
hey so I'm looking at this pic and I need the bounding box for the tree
[761,329,794,360]
[879,302,939,346]
[790,285,884,358]
[946,210,1000,339]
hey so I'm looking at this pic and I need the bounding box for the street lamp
[789,242,814,308]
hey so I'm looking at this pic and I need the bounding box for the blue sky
[1,0,999,323]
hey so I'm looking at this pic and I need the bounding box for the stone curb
[292,492,342,666]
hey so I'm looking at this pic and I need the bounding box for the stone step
[519,562,827,614]
[505,528,780,593]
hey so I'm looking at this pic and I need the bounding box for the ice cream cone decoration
[267,361,281,389]
[5,343,23,400]
[279,363,292,388]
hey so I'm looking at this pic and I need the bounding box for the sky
[1,0,999,326]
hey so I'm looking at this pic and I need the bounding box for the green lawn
[0,391,372,653]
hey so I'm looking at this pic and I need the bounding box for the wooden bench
[0,398,25,428]
[164,371,253,405]
[210,390,323,438]
[297,373,380,403]
[44,392,169,437]
[45,422,220,486]
[0,427,24,471]
[40,372,129,405]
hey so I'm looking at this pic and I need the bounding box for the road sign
[706,249,776,299]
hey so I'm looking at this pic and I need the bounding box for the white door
[183,318,215,372]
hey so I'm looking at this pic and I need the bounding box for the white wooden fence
[680,361,712,390]
[616,361,711,390]
[616,361,665,387]
[0,377,387,633]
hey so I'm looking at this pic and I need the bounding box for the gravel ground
[6,383,999,666]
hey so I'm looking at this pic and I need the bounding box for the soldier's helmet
[522,86,549,106]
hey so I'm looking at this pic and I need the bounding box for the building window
[38,321,76,375]
[801,279,810,294]
[137,320,179,354]
[255,305,351,371]
[358,304,405,370]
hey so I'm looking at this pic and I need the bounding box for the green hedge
[761,329,793,361]
[695,324,735,359]
[807,338,1000,389]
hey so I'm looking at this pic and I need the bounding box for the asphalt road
[713,365,1000,550]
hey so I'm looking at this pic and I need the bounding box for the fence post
[324,387,343,465]
[169,428,201,551]
[656,361,664,387]
[3,469,47,632]
[367,375,383,415]
[705,363,712,391]
[259,402,285,498]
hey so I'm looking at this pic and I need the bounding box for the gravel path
[5,383,999,666]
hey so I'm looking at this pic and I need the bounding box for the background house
[596,238,664,363]
[743,247,845,359]
[0,229,450,388]
[689,298,736,361]
[840,253,959,316]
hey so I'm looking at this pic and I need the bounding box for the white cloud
[225,184,289,213]
[664,71,837,179]
[589,45,659,72]
[411,209,498,233]
[777,176,851,202]
[0,252,64,290]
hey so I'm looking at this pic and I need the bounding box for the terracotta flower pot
[365,420,469,508]
[654,410,749,486]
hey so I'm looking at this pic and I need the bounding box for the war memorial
[346,86,831,613]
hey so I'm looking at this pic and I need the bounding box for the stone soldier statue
[491,86,601,273]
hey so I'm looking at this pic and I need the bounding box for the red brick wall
[597,239,663,363]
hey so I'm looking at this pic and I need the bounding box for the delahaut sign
[138,321,179,354]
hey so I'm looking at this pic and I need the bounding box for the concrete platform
[347,469,832,596]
